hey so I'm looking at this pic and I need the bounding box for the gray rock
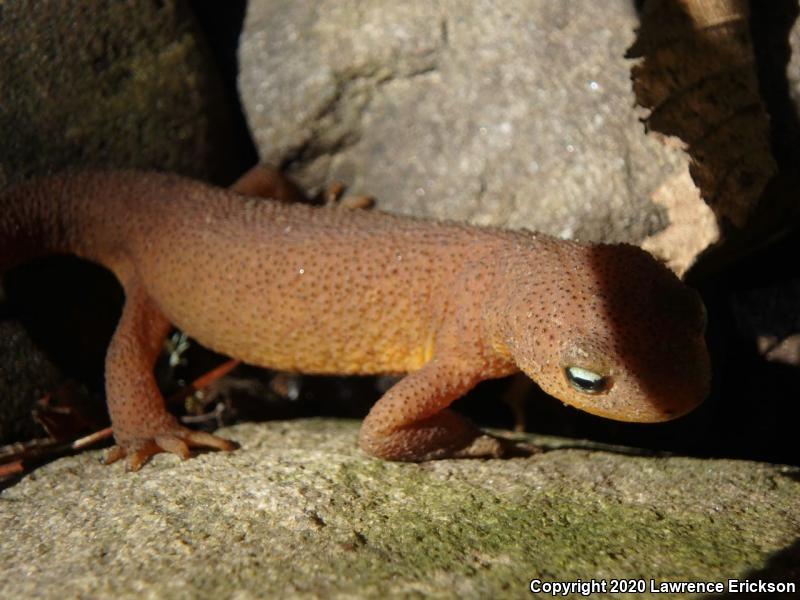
[0,0,240,187]
[239,0,684,243]
[0,322,61,443]
[787,9,800,112]
[2,419,798,598]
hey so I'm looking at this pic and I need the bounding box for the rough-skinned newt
[0,170,711,469]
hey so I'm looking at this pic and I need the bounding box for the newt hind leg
[104,281,235,471]
[358,358,513,461]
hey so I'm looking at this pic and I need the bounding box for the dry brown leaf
[628,0,776,228]
[642,167,720,277]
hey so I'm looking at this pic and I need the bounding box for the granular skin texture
[0,170,711,469]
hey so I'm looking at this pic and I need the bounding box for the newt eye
[564,366,611,395]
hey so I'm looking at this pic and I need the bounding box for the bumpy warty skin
[0,171,711,466]
[486,239,710,423]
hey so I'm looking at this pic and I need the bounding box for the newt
[0,170,711,469]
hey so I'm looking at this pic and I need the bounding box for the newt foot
[105,427,236,471]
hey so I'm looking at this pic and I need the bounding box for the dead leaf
[628,0,776,228]
[642,167,720,277]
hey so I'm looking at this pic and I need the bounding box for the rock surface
[239,0,684,243]
[787,5,800,113]
[0,322,61,443]
[2,419,798,599]
[0,0,239,187]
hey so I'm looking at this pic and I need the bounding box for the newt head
[493,241,711,423]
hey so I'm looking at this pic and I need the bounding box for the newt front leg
[358,358,511,461]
